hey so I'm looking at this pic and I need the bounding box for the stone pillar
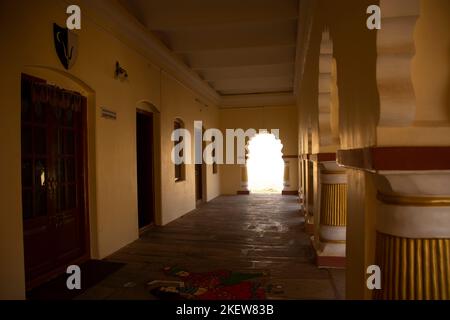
[283,161,290,189]
[304,157,315,235]
[313,161,347,268]
[373,173,450,300]
[298,159,305,207]
[282,156,299,195]
[237,164,249,195]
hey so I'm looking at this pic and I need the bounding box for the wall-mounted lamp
[115,61,128,80]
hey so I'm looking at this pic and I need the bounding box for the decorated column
[312,160,347,268]
[373,172,450,300]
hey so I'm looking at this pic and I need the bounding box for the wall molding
[309,153,336,162]
[220,92,295,108]
[338,147,450,171]
[377,192,450,207]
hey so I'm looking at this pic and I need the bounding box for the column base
[305,221,314,235]
[236,190,250,195]
[282,190,298,195]
[298,204,305,215]
[315,255,346,269]
[311,236,346,269]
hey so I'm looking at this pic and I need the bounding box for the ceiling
[119,0,299,97]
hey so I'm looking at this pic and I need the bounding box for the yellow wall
[219,105,298,194]
[160,72,220,225]
[0,0,220,299]
[412,0,450,124]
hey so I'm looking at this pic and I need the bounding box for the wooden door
[195,163,202,203]
[21,74,89,289]
[195,128,205,206]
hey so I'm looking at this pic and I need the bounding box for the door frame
[136,109,156,234]
[21,73,91,290]
[201,155,207,202]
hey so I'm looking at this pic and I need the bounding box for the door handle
[46,178,54,198]
[53,214,64,228]
[57,214,63,228]
[46,178,58,199]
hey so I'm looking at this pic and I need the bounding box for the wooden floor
[78,195,345,300]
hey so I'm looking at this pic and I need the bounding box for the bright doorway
[247,133,284,194]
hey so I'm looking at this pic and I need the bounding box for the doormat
[148,266,267,300]
[27,260,125,300]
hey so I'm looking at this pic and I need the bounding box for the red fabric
[198,282,266,300]
[158,267,266,300]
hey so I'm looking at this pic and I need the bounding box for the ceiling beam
[120,0,299,30]
[163,20,297,53]
[188,47,296,69]
[221,92,296,108]
[199,63,295,81]
[210,77,293,92]
[219,88,293,95]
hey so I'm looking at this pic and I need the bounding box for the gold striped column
[320,183,347,227]
[374,191,450,300]
[313,163,347,268]
[374,233,450,300]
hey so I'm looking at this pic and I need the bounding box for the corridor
[3,0,449,301]
[79,195,344,300]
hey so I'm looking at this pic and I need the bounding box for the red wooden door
[21,75,89,289]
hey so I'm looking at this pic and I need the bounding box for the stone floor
[78,194,345,300]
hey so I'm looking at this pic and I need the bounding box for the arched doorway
[20,73,90,289]
[246,133,284,194]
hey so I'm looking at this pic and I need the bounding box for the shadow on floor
[27,260,125,300]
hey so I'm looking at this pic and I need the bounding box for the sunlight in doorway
[247,133,284,194]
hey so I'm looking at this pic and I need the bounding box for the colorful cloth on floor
[149,266,266,300]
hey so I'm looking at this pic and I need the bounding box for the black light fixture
[115,61,128,80]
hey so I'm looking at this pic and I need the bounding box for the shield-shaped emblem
[53,23,78,70]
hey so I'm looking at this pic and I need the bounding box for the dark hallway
[78,195,344,300]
